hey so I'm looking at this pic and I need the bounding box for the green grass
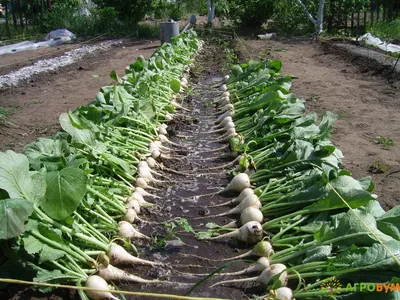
[0,106,7,121]
[367,18,400,43]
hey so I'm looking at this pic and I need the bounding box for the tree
[294,0,325,35]
[216,0,275,29]
[92,0,154,23]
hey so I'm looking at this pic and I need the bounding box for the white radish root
[123,208,138,223]
[84,275,118,300]
[240,206,264,224]
[215,110,234,124]
[219,257,270,277]
[117,221,150,240]
[129,190,155,208]
[215,116,233,129]
[219,240,274,261]
[108,243,160,266]
[210,263,287,288]
[98,264,161,284]
[134,186,160,198]
[257,263,288,286]
[221,173,251,193]
[208,187,254,207]
[195,194,261,219]
[209,121,235,134]
[270,287,294,300]
[125,199,141,214]
[202,221,263,244]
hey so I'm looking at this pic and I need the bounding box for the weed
[369,160,389,173]
[185,86,200,97]
[29,99,41,104]
[371,135,395,149]
[367,19,400,43]
[203,100,213,108]
[150,218,193,250]
[222,46,238,74]
[0,106,7,121]
[306,94,320,102]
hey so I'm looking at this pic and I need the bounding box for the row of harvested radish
[83,41,206,299]
[191,77,293,300]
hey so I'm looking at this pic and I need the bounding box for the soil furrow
[121,41,256,299]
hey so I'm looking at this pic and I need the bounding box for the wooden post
[370,0,374,27]
[377,1,379,22]
[18,0,23,28]
[4,0,11,36]
[11,0,17,28]
[363,11,366,27]
[327,0,334,33]
[351,12,354,30]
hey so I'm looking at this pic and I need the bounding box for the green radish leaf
[102,153,133,175]
[331,209,393,246]
[377,222,400,240]
[39,245,65,264]
[302,245,332,263]
[138,83,149,96]
[110,70,122,84]
[130,55,147,72]
[41,168,87,220]
[0,199,34,239]
[34,269,65,283]
[196,231,215,240]
[364,200,385,218]
[59,113,94,146]
[170,79,181,93]
[22,234,43,254]
[269,60,282,73]
[205,222,220,229]
[358,176,375,192]
[0,151,46,203]
[377,206,400,239]
[34,268,73,292]
[335,240,400,270]
[175,218,195,233]
[24,138,68,171]
[304,176,375,214]
[377,206,400,225]
[231,64,243,77]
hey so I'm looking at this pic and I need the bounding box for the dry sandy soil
[235,38,400,210]
[0,38,159,152]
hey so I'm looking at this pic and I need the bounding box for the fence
[327,0,400,35]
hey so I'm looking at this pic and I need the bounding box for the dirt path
[0,38,159,152]
[116,40,255,300]
[235,39,400,210]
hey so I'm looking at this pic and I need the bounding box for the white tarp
[359,33,400,53]
[0,29,76,56]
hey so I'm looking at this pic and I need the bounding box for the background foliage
[0,0,399,41]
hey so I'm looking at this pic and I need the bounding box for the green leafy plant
[150,218,194,250]
[368,18,400,43]
[368,160,389,173]
[371,135,395,149]
[216,0,275,29]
